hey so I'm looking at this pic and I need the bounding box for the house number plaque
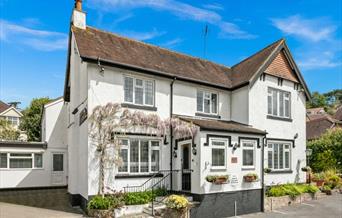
[231,157,238,163]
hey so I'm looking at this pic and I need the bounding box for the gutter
[170,77,176,191]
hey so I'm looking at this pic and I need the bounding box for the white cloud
[87,0,255,39]
[0,19,67,51]
[119,28,166,41]
[159,38,183,48]
[271,15,336,42]
[112,13,134,26]
[202,3,224,11]
[298,58,341,69]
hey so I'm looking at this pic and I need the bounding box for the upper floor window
[197,90,218,114]
[124,76,154,106]
[6,116,19,126]
[267,88,291,118]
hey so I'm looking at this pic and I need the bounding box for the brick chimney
[72,0,86,29]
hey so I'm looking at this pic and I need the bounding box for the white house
[0,100,23,129]
[0,97,67,189]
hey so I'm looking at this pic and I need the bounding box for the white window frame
[0,152,43,169]
[241,140,256,169]
[197,90,218,115]
[6,116,19,126]
[267,87,291,119]
[117,138,161,174]
[210,138,227,170]
[267,141,291,171]
[124,75,155,106]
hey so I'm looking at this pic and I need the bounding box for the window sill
[266,115,292,122]
[195,113,221,119]
[115,173,163,179]
[121,103,157,111]
[241,167,255,171]
[267,170,293,174]
[210,167,227,172]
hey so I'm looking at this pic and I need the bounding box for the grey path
[240,194,342,218]
[0,202,85,218]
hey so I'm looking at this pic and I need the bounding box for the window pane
[124,77,133,103]
[279,92,284,117]
[151,141,159,147]
[151,150,159,172]
[211,94,217,114]
[10,153,31,157]
[53,154,63,171]
[130,140,139,173]
[135,79,143,86]
[119,149,128,172]
[212,148,225,167]
[134,87,144,105]
[243,142,254,147]
[268,94,272,114]
[204,98,210,113]
[268,151,272,168]
[285,99,290,118]
[197,91,203,112]
[140,140,149,172]
[243,150,254,166]
[285,151,290,168]
[212,140,225,146]
[0,153,7,168]
[144,81,154,105]
[272,90,278,116]
[279,144,284,169]
[34,153,43,168]
[273,144,279,169]
[10,159,32,168]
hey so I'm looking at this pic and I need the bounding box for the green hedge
[123,188,168,205]
[267,184,319,198]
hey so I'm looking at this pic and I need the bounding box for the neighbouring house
[0,97,67,188]
[0,100,23,129]
[306,115,341,141]
[306,107,326,121]
[1,1,311,217]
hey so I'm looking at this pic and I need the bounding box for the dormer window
[197,90,218,114]
[124,76,154,106]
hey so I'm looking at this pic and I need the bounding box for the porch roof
[178,116,267,135]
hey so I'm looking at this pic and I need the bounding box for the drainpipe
[261,134,267,212]
[170,77,176,191]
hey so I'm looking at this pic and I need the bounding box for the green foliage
[123,188,167,205]
[205,175,229,183]
[308,128,342,172]
[307,92,327,109]
[322,185,331,191]
[87,194,125,210]
[0,119,20,141]
[267,184,319,198]
[19,97,51,141]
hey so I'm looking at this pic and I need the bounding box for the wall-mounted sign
[79,107,88,126]
[230,175,238,184]
[231,157,238,163]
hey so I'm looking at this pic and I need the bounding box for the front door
[181,144,191,191]
[51,153,65,185]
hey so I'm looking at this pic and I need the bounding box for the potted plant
[301,166,311,172]
[87,194,124,218]
[313,173,325,187]
[264,168,272,173]
[205,175,229,184]
[244,173,258,182]
[165,195,190,218]
[321,185,332,195]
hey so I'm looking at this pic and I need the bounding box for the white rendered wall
[249,75,307,185]
[231,86,249,124]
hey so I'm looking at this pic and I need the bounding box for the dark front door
[182,144,191,191]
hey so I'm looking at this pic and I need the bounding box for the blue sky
[1,0,341,107]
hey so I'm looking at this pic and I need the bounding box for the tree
[0,119,20,141]
[308,128,342,172]
[20,97,51,141]
[323,89,342,105]
[306,92,327,109]
[89,103,197,197]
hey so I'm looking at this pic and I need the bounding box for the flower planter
[244,175,257,182]
[316,180,325,187]
[214,177,228,184]
[164,208,189,218]
[88,209,114,218]
[206,175,229,184]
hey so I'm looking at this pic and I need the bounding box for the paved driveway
[0,202,84,218]
[240,194,342,218]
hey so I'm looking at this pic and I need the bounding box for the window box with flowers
[205,175,229,185]
[243,173,258,182]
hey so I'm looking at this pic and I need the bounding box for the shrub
[267,184,319,197]
[305,184,319,193]
[165,195,189,210]
[205,175,229,183]
[123,188,167,205]
[87,196,114,210]
[267,186,286,197]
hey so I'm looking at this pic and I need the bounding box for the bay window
[124,76,154,106]
[267,142,291,170]
[267,88,291,119]
[0,153,43,169]
[242,140,255,168]
[197,90,218,114]
[211,139,227,169]
[118,139,160,174]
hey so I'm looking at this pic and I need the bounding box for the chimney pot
[75,0,82,11]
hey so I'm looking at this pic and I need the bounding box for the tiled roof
[178,116,266,135]
[0,101,10,114]
[72,26,284,90]
[306,116,341,140]
[334,105,342,121]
